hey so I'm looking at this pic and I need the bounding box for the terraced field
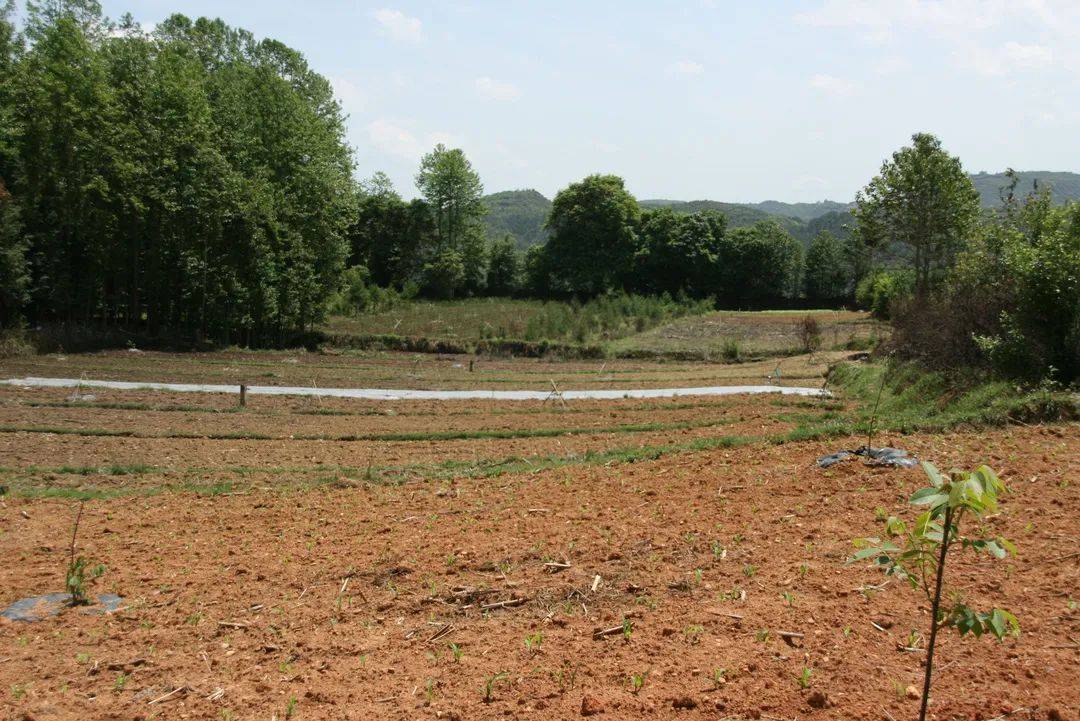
[0,349,1075,720]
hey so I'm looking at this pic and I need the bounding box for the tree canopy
[855,133,979,299]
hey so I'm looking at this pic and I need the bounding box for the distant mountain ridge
[482,171,1079,248]
[969,171,1080,207]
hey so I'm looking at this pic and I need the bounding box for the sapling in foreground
[851,462,1019,721]
[65,502,104,606]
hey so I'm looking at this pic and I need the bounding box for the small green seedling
[621,617,633,642]
[796,667,812,689]
[683,624,705,645]
[629,672,647,694]
[284,696,298,719]
[482,671,509,703]
[448,642,463,662]
[64,503,104,606]
[781,591,795,607]
[710,668,727,689]
[524,632,542,652]
[851,463,1019,721]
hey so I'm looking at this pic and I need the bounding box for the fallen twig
[708,610,744,620]
[593,625,626,639]
[985,708,1033,721]
[427,624,454,643]
[148,686,188,705]
[480,597,527,611]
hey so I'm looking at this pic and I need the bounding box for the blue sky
[91,1,1078,202]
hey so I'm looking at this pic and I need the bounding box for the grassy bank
[786,361,1077,441]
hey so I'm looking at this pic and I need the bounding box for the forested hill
[746,199,853,221]
[483,171,1080,248]
[639,199,804,235]
[481,190,552,248]
[970,171,1080,207]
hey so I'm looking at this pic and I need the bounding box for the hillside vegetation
[970,170,1080,207]
[480,171,1080,248]
[481,189,552,248]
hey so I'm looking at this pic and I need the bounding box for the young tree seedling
[65,502,104,606]
[851,462,1019,721]
[481,671,509,703]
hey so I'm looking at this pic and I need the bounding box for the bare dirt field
[0,350,1075,721]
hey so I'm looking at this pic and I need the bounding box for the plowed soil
[0,351,1075,721]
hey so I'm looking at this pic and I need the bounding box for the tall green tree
[717,221,803,304]
[415,144,485,251]
[855,133,979,299]
[486,235,523,296]
[0,1,28,328]
[634,208,725,297]
[544,174,640,296]
[349,173,434,288]
[804,231,851,301]
[5,7,355,345]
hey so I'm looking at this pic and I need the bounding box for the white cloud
[1002,41,1054,69]
[372,8,422,43]
[809,73,856,97]
[366,120,422,159]
[365,121,458,160]
[874,55,910,75]
[669,59,705,75]
[956,41,1054,76]
[475,77,522,102]
[795,1,1006,34]
[427,131,456,148]
[330,77,365,114]
[796,1,1077,76]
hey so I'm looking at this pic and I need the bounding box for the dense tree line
[0,1,354,344]
[0,1,865,345]
[853,134,1079,383]
[13,0,1067,382]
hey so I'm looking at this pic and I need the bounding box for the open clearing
[320,301,883,359]
[0,350,1076,720]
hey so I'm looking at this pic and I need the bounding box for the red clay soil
[0,349,840,390]
[0,425,1076,721]
[0,396,789,439]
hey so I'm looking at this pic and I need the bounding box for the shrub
[855,269,913,320]
[889,195,1079,383]
[799,315,822,353]
[327,266,406,316]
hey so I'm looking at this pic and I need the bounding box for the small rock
[581,695,604,716]
[1047,709,1062,721]
[671,697,697,710]
[807,691,829,709]
[905,685,920,700]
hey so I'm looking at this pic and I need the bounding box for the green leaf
[910,487,948,507]
[921,462,945,488]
